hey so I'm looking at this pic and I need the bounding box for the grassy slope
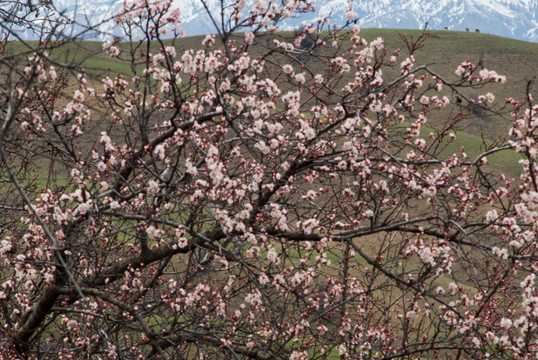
[17,29,536,103]
[359,29,538,99]
[359,29,537,136]
[8,30,537,176]
[96,30,538,176]
[13,29,537,95]
[180,30,535,176]
[358,29,537,176]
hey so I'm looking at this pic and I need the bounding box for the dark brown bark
[11,284,60,355]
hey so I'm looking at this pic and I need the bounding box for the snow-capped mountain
[13,0,538,42]
[345,0,538,42]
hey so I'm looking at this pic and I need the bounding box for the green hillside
[11,29,537,103]
[95,29,536,140]
[7,30,537,177]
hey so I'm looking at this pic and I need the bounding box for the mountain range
[14,0,538,42]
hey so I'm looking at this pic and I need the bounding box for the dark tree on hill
[0,1,536,359]
[294,26,316,50]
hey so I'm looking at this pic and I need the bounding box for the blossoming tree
[0,0,536,359]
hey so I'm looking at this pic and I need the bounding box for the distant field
[358,29,538,139]
[11,30,536,102]
[7,29,537,178]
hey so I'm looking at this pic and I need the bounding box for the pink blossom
[500,318,513,328]
[266,247,279,264]
[164,46,176,58]
[419,95,429,105]
[345,9,358,20]
[202,34,215,47]
[154,144,166,160]
[485,209,498,222]
[0,240,13,255]
[282,64,293,74]
[245,32,255,45]
[147,180,159,194]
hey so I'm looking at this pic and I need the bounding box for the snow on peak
[9,0,538,42]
